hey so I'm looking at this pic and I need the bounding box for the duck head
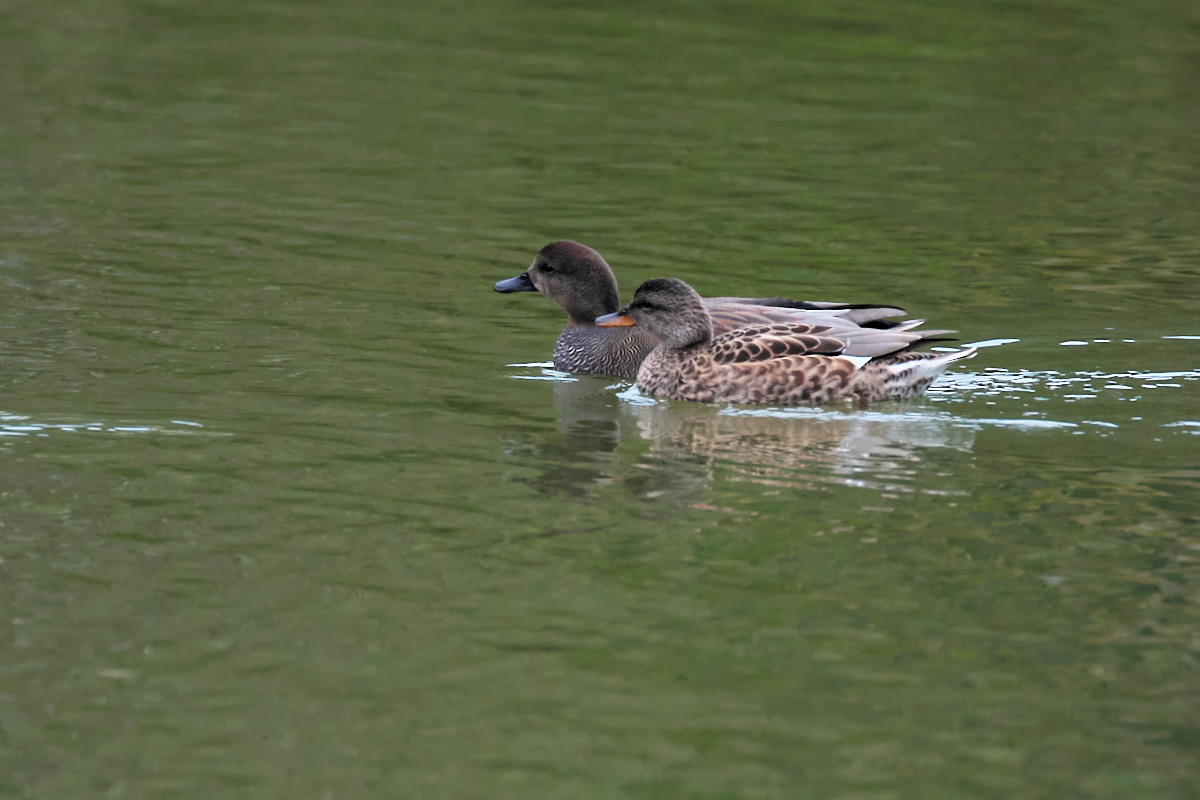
[596,278,714,350]
[494,241,622,325]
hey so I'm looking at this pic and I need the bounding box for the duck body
[636,339,969,405]
[550,299,901,379]
[496,241,909,380]
[597,278,975,406]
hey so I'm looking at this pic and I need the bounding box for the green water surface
[2,1,1198,798]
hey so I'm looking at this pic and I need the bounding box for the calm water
[2,1,1198,797]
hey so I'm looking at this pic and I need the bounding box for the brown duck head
[596,278,715,351]
[494,241,622,325]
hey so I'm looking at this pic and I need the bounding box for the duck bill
[595,311,636,328]
[494,273,536,293]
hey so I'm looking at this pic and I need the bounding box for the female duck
[596,278,975,405]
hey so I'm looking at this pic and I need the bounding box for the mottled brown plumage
[595,278,976,406]
[494,240,912,379]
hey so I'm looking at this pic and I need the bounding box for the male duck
[495,240,911,380]
[596,278,976,405]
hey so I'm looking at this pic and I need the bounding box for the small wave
[0,414,213,438]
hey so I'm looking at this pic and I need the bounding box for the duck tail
[884,346,977,379]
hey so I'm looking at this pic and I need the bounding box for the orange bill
[595,311,636,328]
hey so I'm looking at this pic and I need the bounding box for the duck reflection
[620,398,975,495]
[509,373,976,500]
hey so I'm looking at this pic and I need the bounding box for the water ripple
[0,413,214,438]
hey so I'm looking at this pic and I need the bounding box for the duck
[595,277,976,405]
[495,240,912,379]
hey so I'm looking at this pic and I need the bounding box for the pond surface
[2,1,1198,798]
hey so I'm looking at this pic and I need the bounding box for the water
[2,1,1198,797]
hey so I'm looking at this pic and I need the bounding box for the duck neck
[659,310,714,351]
[563,277,621,325]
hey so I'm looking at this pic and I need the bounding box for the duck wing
[708,324,848,364]
[708,298,907,328]
[709,321,955,364]
[707,303,906,332]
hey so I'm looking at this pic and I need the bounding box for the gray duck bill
[494,273,537,293]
